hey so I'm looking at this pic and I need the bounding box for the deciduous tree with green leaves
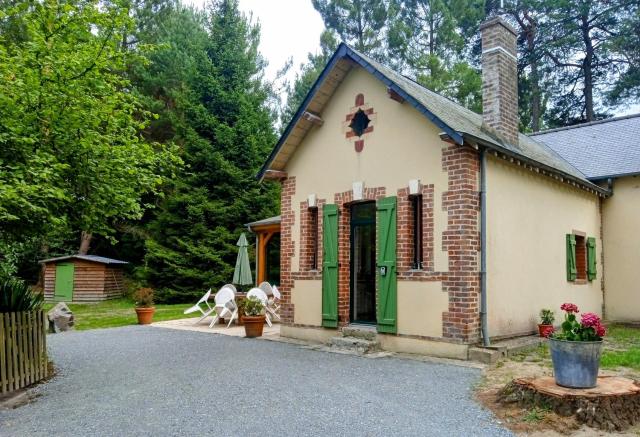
[0,0,179,274]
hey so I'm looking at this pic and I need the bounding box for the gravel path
[0,326,511,436]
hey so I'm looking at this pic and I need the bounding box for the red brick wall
[279,177,296,325]
[397,184,435,274]
[440,144,481,343]
[297,199,326,280]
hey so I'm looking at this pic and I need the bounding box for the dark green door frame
[349,201,377,324]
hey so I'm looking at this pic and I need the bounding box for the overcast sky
[236,0,325,82]
[189,0,638,117]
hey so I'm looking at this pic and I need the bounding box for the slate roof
[260,43,607,194]
[39,255,129,265]
[351,49,591,183]
[531,114,640,180]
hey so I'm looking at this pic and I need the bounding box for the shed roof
[258,43,607,196]
[246,215,281,229]
[531,114,640,180]
[39,255,129,265]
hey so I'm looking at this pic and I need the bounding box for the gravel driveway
[0,326,511,436]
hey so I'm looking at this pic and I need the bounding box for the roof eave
[462,133,611,197]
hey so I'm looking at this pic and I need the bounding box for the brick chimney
[480,16,519,145]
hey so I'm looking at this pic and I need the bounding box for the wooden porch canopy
[246,215,281,284]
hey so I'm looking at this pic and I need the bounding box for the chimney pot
[480,16,519,145]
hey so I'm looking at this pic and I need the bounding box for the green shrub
[239,296,264,317]
[539,308,555,325]
[154,288,202,304]
[133,287,154,308]
[0,277,43,312]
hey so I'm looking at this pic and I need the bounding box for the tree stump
[498,376,640,432]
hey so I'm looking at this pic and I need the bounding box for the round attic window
[349,109,371,137]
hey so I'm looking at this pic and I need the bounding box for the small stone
[47,302,74,333]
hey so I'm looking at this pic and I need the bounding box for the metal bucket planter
[549,338,603,388]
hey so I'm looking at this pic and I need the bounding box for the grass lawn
[601,323,640,371]
[44,298,197,331]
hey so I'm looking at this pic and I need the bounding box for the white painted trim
[482,46,517,62]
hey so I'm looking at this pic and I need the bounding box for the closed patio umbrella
[233,233,253,287]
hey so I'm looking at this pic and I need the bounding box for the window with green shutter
[587,237,597,281]
[566,234,577,281]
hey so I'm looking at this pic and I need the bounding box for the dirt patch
[476,347,640,436]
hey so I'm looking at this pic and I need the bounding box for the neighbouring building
[41,255,128,302]
[255,15,639,359]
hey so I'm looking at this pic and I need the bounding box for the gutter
[480,148,490,347]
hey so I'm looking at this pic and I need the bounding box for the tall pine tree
[140,0,279,299]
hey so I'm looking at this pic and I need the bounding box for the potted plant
[546,303,606,388]
[238,296,265,338]
[133,287,155,325]
[538,308,555,337]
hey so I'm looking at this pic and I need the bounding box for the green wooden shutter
[321,204,339,328]
[587,237,597,281]
[566,234,577,281]
[377,196,397,334]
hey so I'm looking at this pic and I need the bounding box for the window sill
[570,279,588,285]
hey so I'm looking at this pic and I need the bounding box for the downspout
[480,148,490,347]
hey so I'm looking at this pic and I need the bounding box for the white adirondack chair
[209,287,238,328]
[246,288,272,327]
[268,285,281,321]
[258,282,280,322]
[258,281,273,296]
[183,288,214,324]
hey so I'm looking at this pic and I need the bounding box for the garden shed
[40,255,128,302]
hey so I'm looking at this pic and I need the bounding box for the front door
[350,202,377,324]
[54,263,74,301]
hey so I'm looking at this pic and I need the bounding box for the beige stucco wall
[291,279,323,326]
[286,66,450,274]
[486,156,603,337]
[397,281,448,337]
[603,176,640,322]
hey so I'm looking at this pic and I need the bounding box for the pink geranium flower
[596,323,606,337]
[560,303,579,313]
[580,312,601,328]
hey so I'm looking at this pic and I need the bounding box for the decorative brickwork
[296,198,326,280]
[279,177,296,325]
[334,187,386,326]
[343,93,377,153]
[440,144,481,343]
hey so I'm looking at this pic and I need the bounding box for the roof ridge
[530,113,640,136]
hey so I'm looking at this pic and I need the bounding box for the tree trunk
[527,26,541,132]
[79,231,93,255]
[581,14,595,121]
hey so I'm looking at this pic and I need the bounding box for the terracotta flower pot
[135,307,155,325]
[243,315,265,338]
[538,323,553,337]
